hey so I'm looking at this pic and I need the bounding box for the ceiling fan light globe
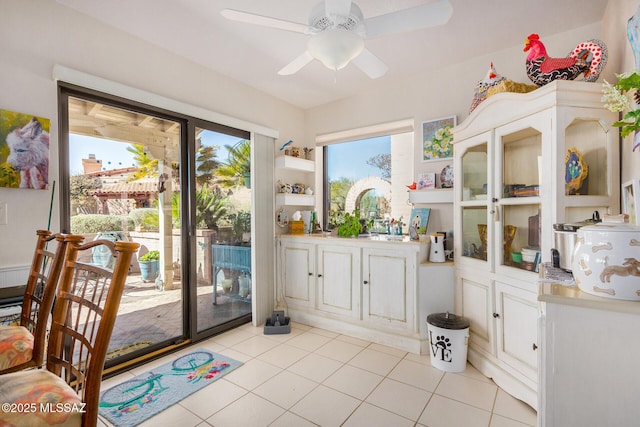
[307,29,364,71]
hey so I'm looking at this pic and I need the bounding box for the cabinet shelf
[275,155,314,172]
[408,189,453,204]
[276,193,315,206]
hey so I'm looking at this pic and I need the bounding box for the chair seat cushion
[0,370,82,426]
[0,326,34,370]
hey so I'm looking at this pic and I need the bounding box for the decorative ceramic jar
[572,215,640,300]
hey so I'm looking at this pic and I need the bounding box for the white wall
[603,0,640,184]
[0,0,304,274]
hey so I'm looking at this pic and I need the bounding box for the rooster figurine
[469,62,506,112]
[524,34,607,86]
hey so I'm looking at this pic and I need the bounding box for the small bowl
[511,252,522,263]
[521,247,539,263]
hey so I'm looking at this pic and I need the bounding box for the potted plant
[139,250,160,282]
[334,210,372,238]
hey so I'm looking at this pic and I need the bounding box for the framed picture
[622,180,640,225]
[0,109,50,190]
[422,115,456,161]
[408,207,431,240]
[417,172,436,189]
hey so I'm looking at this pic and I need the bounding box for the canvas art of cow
[6,117,50,189]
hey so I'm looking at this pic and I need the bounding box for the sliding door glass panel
[194,128,252,334]
[66,96,184,364]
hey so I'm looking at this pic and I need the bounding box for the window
[323,129,414,233]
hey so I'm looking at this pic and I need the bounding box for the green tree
[69,174,102,214]
[127,144,158,181]
[366,153,391,179]
[196,143,220,187]
[216,139,250,188]
[328,177,354,212]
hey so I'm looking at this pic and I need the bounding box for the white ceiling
[55,0,608,110]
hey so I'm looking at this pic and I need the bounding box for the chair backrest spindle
[46,235,139,426]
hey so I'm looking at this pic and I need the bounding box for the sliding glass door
[191,123,252,338]
[59,84,251,370]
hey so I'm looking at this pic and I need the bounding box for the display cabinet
[452,80,619,409]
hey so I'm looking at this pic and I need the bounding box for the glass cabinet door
[497,124,542,272]
[459,139,489,262]
[461,143,488,201]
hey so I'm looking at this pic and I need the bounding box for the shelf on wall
[275,155,315,172]
[276,193,315,206]
[408,189,454,204]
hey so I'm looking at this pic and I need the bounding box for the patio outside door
[192,125,252,336]
[59,86,252,371]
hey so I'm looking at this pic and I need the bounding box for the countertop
[279,233,424,245]
[538,282,640,315]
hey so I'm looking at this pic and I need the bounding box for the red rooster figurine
[524,34,607,86]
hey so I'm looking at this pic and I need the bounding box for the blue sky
[69,130,243,175]
[69,132,388,179]
[326,136,390,181]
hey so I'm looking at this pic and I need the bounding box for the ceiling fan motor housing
[308,1,364,35]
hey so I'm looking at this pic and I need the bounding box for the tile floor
[99,322,537,427]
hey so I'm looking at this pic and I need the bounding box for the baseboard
[0,264,30,288]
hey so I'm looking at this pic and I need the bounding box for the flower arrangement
[602,71,640,150]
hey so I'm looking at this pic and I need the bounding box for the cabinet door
[494,281,538,382]
[458,275,493,354]
[362,247,416,331]
[280,241,315,309]
[316,244,360,318]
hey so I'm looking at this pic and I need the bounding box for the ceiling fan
[221,0,453,79]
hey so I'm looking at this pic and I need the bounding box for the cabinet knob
[532,343,538,351]
[308,272,313,276]
[363,280,369,285]
[491,197,498,203]
[492,312,500,318]
[317,273,322,277]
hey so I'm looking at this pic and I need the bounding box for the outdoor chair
[0,230,68,374]
[0,235,139,427]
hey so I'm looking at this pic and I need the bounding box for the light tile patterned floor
[99,322,537,427]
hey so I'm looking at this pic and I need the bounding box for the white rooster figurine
[469,62,506,113]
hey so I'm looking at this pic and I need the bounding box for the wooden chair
[0,235,139,427]
[0,230,68,374]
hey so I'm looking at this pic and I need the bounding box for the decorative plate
[276,208,289,228]
[440,164,454,188]
[565,147,588,195]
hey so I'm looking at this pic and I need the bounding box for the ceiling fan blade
[221,9,308,34]
[278,51,315,75]
[325,0,353,22]
[364,0,453,38]
[352,48,388,79]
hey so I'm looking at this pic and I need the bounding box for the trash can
[426,312,470,372]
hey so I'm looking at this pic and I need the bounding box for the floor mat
[99,348,242,426]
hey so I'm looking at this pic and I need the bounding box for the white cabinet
[277,236,434,353]
[280,240,315,309]
[362,246,416,332]
[275,155,315,207]
[494,281,538,385]
[538,283,640,427]
[316,244,360,318]
[452,80,619,410]
[459,273,493,355]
